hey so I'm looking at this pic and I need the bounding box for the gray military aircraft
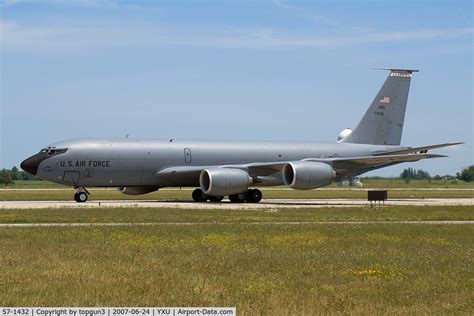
[21,69,461,203]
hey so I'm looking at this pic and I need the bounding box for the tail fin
[342,68,418,146]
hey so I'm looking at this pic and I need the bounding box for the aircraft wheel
[208,195,224,202]
[75,192,88,203]
[246,189,262,203]
[229,191,246,203]
[192,188,208,202]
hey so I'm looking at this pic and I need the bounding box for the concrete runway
[1,198,473,209]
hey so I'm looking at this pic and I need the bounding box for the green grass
[5,180,68,188]
[1,188,473,201]
[0,206,474,224]
[1,223,472,314]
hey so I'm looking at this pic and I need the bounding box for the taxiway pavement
[1,198,473,209]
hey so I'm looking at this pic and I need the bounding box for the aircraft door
[184,148,192,164]
[63,171,80,185]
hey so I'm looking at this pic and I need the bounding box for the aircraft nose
[20,153,47,176]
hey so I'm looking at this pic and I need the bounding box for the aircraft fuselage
[22,138,401,188]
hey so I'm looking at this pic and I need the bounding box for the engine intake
[200,168,252,196]
[282,161,335,190]
[118,186,159,195]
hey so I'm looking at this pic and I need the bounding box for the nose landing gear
[74,188,90,203]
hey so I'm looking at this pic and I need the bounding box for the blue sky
[1,0,472,176]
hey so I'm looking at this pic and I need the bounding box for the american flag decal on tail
[380,96,390,104]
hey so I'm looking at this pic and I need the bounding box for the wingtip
[427,154,449,158]
[438,142,465,148]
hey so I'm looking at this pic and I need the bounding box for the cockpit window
[54,148,68,155]
[39,147,68,156]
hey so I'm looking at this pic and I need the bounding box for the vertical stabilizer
[341,68,418,146]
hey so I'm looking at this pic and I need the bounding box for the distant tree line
[0,167,41,185]
[400,168,431,180]
[354,165,474,182]
[457,165,474,182]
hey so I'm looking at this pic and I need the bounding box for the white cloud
[1,20,473,54]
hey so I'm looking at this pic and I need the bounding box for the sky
[1,0,473,177]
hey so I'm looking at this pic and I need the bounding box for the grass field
[1,188,474,201]
[1,206,473,314]
[1,206,474,223]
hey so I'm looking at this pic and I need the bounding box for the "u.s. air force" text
[60,161,111,168]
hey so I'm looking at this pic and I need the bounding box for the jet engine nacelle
[118,186,159,195]
[200,168,252,196]
[282,161,335,190]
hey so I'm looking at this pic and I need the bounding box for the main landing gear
[74,188,90,203]
[192,188,262,203]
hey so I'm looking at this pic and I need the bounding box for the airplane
[20,68,461,203]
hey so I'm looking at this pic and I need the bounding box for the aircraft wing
[157,153,445,180]
[243,153,446,177]
[304,153,446,177]
[244,153,445,176]
[373,142,463,156]
[314,153,446,165]
[156,163,286,179]
[157,165,208,178]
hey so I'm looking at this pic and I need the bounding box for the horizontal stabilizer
[371,67,419,74]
